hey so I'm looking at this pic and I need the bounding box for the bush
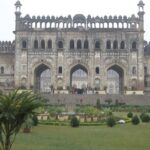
[132,115,140,125]
[127,112,133,118]
[140,113,150,123]
[107,117,116,127]
[70,116,80,127]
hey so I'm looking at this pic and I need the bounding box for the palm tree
[0,90,43,150]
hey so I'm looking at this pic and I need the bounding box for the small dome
[73,14,86,23]
[15,0,22,7]
[138,0,145,7]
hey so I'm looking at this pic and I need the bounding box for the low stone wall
[41,93,150,106]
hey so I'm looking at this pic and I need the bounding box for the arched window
[132,41,137,49]
[0,66,4,74]
[58,41,63,49]
[95,41,100,49]
[77,40,82,49]
[132,67,136,75]
[41,40,45,49]
[120,41,125,49]
[70,40,74,49]
[84,40,88,49]
[95,67,100,74]
[47,40,52,49]
[34,40,38,49]
[106,40,111,49]
[22,40,27,49]
[113,40,118,49]
[58,66,62,74]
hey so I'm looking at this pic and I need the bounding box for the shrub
[127,112,133,118]
[140,113,150,123]
[107,117,116,127]
[70,116,80,127]
[132,115,140,125]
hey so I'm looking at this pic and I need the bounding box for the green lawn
[13,124,150,150]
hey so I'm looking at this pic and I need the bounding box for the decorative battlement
[0,41,15,53]
[16,14,141,31]
[14,0,145,31]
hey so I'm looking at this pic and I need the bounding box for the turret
[15,0,22,30]
[137,0,145,30]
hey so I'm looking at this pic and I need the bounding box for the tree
[132,115,140,125]
[140,113,150,123]
[70,116,80,127]
[0,90,43,150]
[127,112,133,118]
[107,116,116,127]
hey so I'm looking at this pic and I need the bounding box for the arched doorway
[107,65,124,94]
[70,64,88,94]
[34,64,51,93]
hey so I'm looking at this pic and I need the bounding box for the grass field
[13,124,150,150]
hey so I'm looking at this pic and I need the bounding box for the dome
[73,14,86,23]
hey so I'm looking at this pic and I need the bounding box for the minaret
[15,0,22,30]
[137,0,145,31]
[14,1,22,88]
[137,0,145,91]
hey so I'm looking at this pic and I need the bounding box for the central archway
[107,65,124,94]
[34,64,51,93]
[70,64,88,94]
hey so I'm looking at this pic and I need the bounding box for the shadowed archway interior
[34,64,51,93]
[70,64,88,89]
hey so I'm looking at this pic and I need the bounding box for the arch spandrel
[106,63,125,72]
[69,62,89,74]
[31,59,53,73]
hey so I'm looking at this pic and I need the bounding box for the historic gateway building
[1,0,150,95]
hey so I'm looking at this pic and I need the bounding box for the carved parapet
[16,14,141,31]
[0,41,15,53]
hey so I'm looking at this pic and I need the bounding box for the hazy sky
[0,0,150,41]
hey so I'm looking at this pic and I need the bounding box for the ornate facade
[1,0,150,95]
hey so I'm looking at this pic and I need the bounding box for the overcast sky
[0,0,150,41]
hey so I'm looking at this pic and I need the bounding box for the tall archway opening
[70,64,88,94]
[34,64,51,93]
[107,65,124,94]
